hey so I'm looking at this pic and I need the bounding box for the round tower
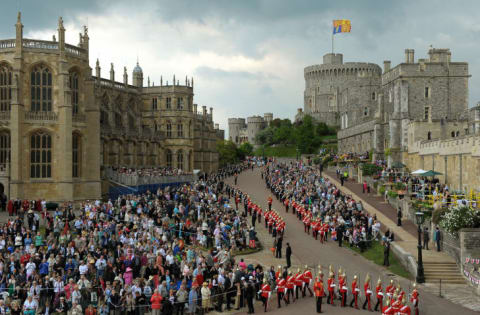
[228,118,246,144]
[246,116,265,146]
[304,53,382,126]
[132,61,143,87]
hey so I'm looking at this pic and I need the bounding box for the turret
[95,59,101,78]
[132,61,143,87]
[123,67,128,86]
[110,63,115,81]
[58,17,65,52]
[15,12,23,55]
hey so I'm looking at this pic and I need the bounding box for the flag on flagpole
[333,20,351,34]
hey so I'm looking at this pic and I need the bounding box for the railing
[25,111,58,122]
[0,39,15,49]
[72,113,86,123]
[97,78,130,90]
[0,111,10,121]
[65,44,87,58]
[105,168,194,186]
[22,39,58,50]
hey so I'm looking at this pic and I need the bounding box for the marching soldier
[276,274,288,308]
[400,295,412,315]
[284,198,289,213]
[375,278,384,311]
[339,270,348,307]
[410,282,419,315]
[303,265,314,297]
[294,268,303,299]
[363,273,372,311]
[313,271,325,313]
[268,195,273,211]
[385,279,395,299]
[286,271,295,303]
[327,271,336,306]
[382,296,394,315]
[259,278,271,312]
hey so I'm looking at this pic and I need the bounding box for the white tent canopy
[411,169,427,175]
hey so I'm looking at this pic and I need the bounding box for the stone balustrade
[24,111,58,122]
[22,39,58,50]
[0,39,15,49]
[0,111,10,122]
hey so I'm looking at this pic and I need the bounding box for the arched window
[31,65,52,111]
[177,123,183,138]
[166,150,172,168]
[30,132,52,178]
[166,122,172,138]
[115,112,123,128]
[0,64,12,111]
[69,72,79,115]
[177,150,183,170]
[0,131,10,169]
[72,133,81,177]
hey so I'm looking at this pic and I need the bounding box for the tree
[294,115,321,154]
[237,142,254,159]
[216,140,239,167]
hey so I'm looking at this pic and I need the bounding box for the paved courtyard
[221,167,479,315]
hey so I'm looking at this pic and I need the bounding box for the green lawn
[349,240,411,279]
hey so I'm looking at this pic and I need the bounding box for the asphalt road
[225,167,477,315]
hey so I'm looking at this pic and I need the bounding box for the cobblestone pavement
[217,167,479,315]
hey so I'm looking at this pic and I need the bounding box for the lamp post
[415,211,425,284]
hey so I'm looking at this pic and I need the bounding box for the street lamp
[415,211,425,284]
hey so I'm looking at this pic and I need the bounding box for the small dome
[133,62,143,74]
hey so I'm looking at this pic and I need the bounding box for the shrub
[313,157,321,165]
[378,185,386,195]
[432,207,448,224]
[387,190,398,198]
[440,206,480,237]
[361,163,383,176]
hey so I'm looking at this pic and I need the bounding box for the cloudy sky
[2,0,480,134]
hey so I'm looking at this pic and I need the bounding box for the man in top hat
[313,271,325,313]
[375,278,384,311]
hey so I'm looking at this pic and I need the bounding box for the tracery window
[69,72,79,114]
[30,132,52,178]
[0,65,12,111]
[72,133,81,177]
[31,66,52,111]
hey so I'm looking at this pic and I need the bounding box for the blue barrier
[108,182,190,200]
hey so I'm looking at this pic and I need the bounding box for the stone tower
[132,61,143,87]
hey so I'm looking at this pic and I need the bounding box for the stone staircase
[423,262,465,284]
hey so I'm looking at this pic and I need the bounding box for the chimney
[160,76,163,86]
[409,49,415,63]
[193,104,198,114]
[215,123,219,129]
[202,106,207,116]
[209,107,213,117]
[383,60,391,73]
[404,49,410,63]
[110,63,115,81]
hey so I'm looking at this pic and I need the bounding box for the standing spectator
[275,236,283,259]
[383,241,390,267]
[150,289,163,315]
[423,227,430,250]
[188,284,198,315]
[201,282,211,314]
[397,207,402,226]
[285,243,292,268]
[245,280,255,314]
[434,227,442,252]
[176,284,188,315]
[363,181,368,193]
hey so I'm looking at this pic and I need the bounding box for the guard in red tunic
[410,283,419,315]
[264,209,270,228]
[313,272,325,313]
[7,199,13,216]
[260,278,271,312]
[400,296,411,315]
[303,213,311,234]
[385,279,395,299]
[294,268,303,299]
[302,265,313,297]
[339,271,348,307]
[268,195,273,211]
[363,273,372,311]
[382,297,394,315]
[349,275,360,308]
[327,272,336,306]
[374,278,384,311]
[276,274,288,308]
[286,271,295,303]
[284,198,289,213]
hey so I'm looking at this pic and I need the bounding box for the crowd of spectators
[0,161,283,315]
